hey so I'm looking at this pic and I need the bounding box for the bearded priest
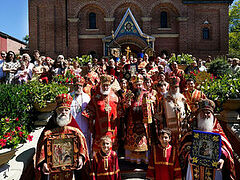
[35,94,89,180]
[82,74,121,153]
[179,99,236,180]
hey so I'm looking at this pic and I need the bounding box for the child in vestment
[147,129,182,180]
[91,136,121,180]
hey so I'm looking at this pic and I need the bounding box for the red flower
[15,117,19,122]
[4,132,10,138]
[19,131,24,137]
[0,139,7,148]
[15,126,21,131]
[66,78,69,83]
[27,135,33,142]
[5,118,10,122]
[60,81,62,84]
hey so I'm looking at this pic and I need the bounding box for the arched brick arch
[109,0,146,17]
[78,4,106,34]
[115,35,147,50]
[147,1,182,17]
[74,1,108,18]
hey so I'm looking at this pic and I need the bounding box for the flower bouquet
[0,117,33,166]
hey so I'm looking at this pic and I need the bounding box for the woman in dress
[2,51,20,84]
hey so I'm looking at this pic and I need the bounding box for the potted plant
[0,84,33,126]
[27,81,69,112]
[73,55,92,75]
[201,72,240,112]
[169,53,195,70]
[53,69,79,91]
[0,117,33,166]
[207,57,231,78]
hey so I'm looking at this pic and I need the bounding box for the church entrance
[121,44,142,58]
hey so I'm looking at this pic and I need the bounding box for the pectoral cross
[125,46,131,60]
[105,104,112,112]
[53,174,59,180]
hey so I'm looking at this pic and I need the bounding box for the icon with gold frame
[46,133,80,173]
[191,130,221,168]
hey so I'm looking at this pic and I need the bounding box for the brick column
[104,18,115,36]
[68,18,79,57]
[177,17,189,53]
[219,7,228,54]
[141,17,152,34]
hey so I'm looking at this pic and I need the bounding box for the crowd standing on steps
[2,50,237,180]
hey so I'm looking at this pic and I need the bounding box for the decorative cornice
[141,17,152,22]
[68,18,79,23]
[152,34,179,38]
[104,18,115,22]
[183,0,233,4]
[79,35,105,39]
[176,17,189,22]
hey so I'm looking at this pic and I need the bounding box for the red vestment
[90,150,121,180]
[35,125,89,180]
[183,89,206,112]
[124,90,152,163]
[147,144,182,180]
[83,89,119,152]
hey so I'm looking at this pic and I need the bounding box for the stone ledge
[0,128,44,180]
[104,18,115,22]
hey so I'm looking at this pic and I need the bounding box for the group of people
[16,50,236,180]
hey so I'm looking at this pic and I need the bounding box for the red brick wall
[29,0,231,59]
[7,38,26,55]
[0,36,7,53]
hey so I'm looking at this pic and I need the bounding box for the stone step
[119,158,148,180]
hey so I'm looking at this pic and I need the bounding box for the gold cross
[125,46,131,60]
[65,172,70,178]
[53,174,59,180]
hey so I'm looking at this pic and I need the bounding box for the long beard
[75,89,83,95]
[56,113,71,127]
[171,91,180,99]
[197,113,214,132]
[100,85,110,95]
[170,88,180,98]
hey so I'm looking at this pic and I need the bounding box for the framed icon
[46,133,80,173]
[130,64,138,76]
[191,130,221,168]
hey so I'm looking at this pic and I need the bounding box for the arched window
[202,27,210,40]
[89,12,96,29]
[160,11,168,28]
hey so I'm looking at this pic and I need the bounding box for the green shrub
[207,57,231,77]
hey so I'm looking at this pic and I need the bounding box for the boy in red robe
[146,129,182,180]
[90,136,121,180]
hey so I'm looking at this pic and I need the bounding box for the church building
[29,0,233,59]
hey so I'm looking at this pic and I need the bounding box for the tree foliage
[229,0,240,57]
[23,35,29,43]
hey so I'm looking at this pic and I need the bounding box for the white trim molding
[85,29,99,31]
[79,35,106,39]
[152,34,179,38]
[158,28,172,31]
